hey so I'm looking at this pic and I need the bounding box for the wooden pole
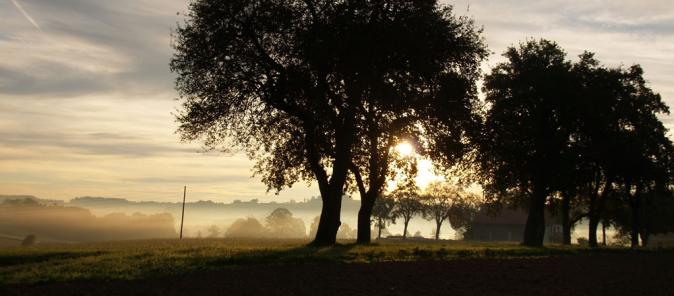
[180,186,186,239]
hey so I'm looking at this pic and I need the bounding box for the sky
[1,0,673,203]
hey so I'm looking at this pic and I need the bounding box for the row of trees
[372,181,477,240]
[476,41,673,247]
[172,0,672,246]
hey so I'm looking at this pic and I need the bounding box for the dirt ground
[3,253,673,296]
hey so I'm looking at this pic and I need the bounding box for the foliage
[171,0,488,244]
[390,180,423,239]
[477,39,578,246]
[206,225,221,238]
[265,208,307,239]
[224,218,268,239]
[371,195,397,239]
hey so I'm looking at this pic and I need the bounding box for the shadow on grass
[202,243,674,270]
[0,251,107,267]
[205,243,359,267]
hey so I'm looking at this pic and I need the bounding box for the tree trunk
[630,199,640,249]
[356,195,381,244]
[588,179,611,248]
[435,220,443,240]
[523,186,547,247]
[588,213,599,248]
[403,218,410,239]
[628,183,642,249]
[311,190,343,246]
[601,222,607,246]
[356,193,376,244]
[561,194,571,245]
[377,218,383,239]
[306,116,353,246]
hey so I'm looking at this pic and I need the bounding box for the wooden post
[180,186,186,239]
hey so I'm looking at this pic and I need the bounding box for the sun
[395,142,414,157]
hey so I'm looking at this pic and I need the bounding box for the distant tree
[225,218,268,238]
[207,225,221,238]
[308,216,320,239]
[21,234,36,247]
[421,181,458,240]
[391,181,423,239]
[337,223,357,240]
[265,208,307,239]
[478,39,578,246]
[371,195,397,239]
[446,192,480,237]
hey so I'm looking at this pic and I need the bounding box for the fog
[0,195,460,246]
[0,195,595,246]
[0,198,176,246]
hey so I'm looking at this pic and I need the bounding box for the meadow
[0,238,668,285]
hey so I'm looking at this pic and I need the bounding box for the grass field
[1,238,668,286]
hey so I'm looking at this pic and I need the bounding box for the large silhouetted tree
[572,54,672,247]
[478,40,578,247]
[172,0,486,246]
[321,1,487,244]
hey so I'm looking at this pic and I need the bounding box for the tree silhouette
[265,208,307,239]
[339,1,487,244]
[207,225,221,238]
[171,0,486,245]
[571,53,672,247]
[421,181,459,240]
[371,195,397,239]
[391,180,423,239]
[224,218,268,238]
[478,39,578,247]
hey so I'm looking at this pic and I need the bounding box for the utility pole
[180,186,186,239]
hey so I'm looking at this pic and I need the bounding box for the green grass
[0,238,668,285]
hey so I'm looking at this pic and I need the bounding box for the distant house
[464,208,563,244]
[650,233,674,248]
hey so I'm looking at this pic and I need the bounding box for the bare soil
[3,253,673,296]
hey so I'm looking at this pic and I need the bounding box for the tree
[391,180,423,239]
[371,195,397,239]
[571,54,672,247]
[338,1,488,244]
[478,39,578,246]
[336,223,357,240]
[171,0,487,246]
[225,218,268,238]
[172,0,360,245]
[421,181,461,240]
[446,192,480,237]
[265,208,307,239]
[21,234,36,247]
[207,225,221,238]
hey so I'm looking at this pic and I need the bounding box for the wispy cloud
[10,0,41,31]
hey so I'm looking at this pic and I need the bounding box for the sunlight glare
[395,142,414,157]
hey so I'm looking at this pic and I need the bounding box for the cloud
[0,0,671,202]
[0,0,186,98]
[10,0,41,30]
[0,130,194,158]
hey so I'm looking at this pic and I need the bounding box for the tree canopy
[172,0,487,245]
